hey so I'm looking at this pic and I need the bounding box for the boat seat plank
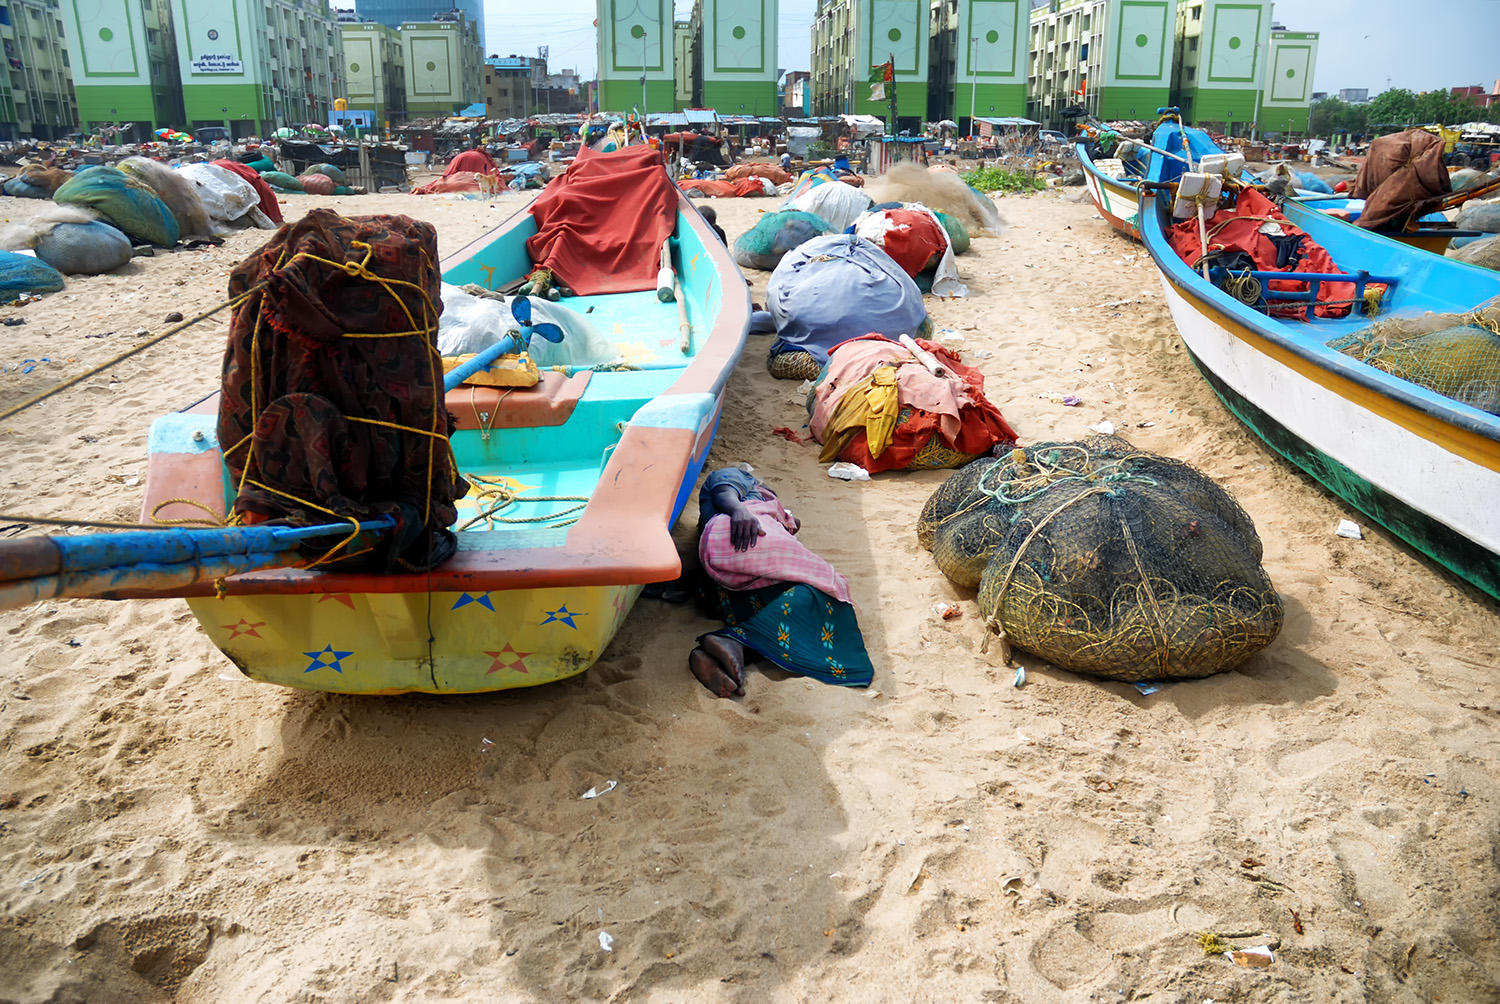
[446,371,591,431]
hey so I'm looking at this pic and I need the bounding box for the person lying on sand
[688,467,872,697]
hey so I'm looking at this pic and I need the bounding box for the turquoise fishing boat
[1139,122,1500,600]
[115,170,751,694]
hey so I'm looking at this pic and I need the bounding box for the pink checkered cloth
[699,497,853,604]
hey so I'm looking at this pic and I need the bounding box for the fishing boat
[1289,195,1482,255]
[119,180,749,694]
[1139,121,1500,601]
[1077,140,1147,240]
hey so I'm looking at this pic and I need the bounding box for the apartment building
[673,17,693,110]
[928,0,1028,127]
[340,16,406,126]
[1,0,80,139]
[61,0,183,139]
[596,0,674,113]
[698,0,778,115]
[402,10,481,116]
[812,0,929,127]
[485,55,542,118]
[1173,0,1271,132]
[1029,0,1175,128]
[1257,29,1318,134]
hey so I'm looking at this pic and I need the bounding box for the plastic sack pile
[918,436,1283,681]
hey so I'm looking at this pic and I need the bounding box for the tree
[1363,87,1497,130]
[1309,96,1347,137]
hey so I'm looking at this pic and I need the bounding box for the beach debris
[931,601,960,620]
[1228,946,1275,968]
[1087,420,1115,435]
[1137,421,1156,428]
[772,425,805,444]
[2,317,25,326]
[1134,682,1159,696]
[827,462,870,481]
[734,461,754,473]
[164,311,184,323]
[580,780,617,800]
[1288,908,1304,934]
[1039,392,1083,406]
[1196,931,1233,955]
[0,792,18,810]
[134,327,149,338]
[1013,666,1026,688]
[598,931,614,952]
[1335,519,1363,539]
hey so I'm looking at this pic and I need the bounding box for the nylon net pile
[918,436,1283,681]
[1326,295,1500,414]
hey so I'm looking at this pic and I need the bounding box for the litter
[1228,946,1275,968]
[1335,519,1363,539]
[580,780,617,799]
[1134,682,1159,696]
[1013,666,1026,688]
[827,462,871,481]
[772,426,805,444]
[1087,420,1115,434]
[598,931,614,952]
[931,601,960,620]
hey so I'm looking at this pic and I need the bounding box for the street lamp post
[1251,39,1263,142]
[969,35,979,138]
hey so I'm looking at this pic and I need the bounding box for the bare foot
[700,633,747,693]
[688,647,740,698]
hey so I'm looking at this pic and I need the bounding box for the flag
[870,82,886,101]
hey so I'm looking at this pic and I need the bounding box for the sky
[484,0,1500,96]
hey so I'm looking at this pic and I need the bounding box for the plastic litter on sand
[1335,520,1363,540]
[580,780,618,800]
[827,462,871,481]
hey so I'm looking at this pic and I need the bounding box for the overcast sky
[485,0,1500,96]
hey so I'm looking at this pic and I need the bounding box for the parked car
[1039,129,1069,148]
[195,126,231,143]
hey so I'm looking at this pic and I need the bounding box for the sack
[1450,232,1500,271]
[766,233,927,367]
[53,165,179,246]
[3,166,70,199]
[260,171,305,193]
[0,249,64,292]
[297,173,336,196]
[243,155,276,173]
[786,180,873,233]
[35,221,132,275]
[177,163,271,229]
[731,210,830,271]
[117,157,213,240]
[934,211,970,255]
[1456,198,1500,233]
[307,163,346,185]
[212,159,283,224]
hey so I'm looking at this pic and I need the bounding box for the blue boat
[1138,121,1500,600]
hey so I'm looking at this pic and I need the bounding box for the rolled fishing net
[1327,294,1500,414]
[918,435,1283,681]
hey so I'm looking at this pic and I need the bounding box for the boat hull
[1082,167,1141,240]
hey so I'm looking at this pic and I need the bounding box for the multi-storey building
[783,69,811,116]
[1257,29,1318,134]
[339,15,406,126]
[1173,0,1272,133]
[698,0,779,115]
[596,0,674,113]
[169,0,347,137]
[484,54,542,118]
[928,0,1028,128]
[812,0,929,128]
[1029,0,1174,129]
[61,0,183,140]
[673,17,694,110]
[353,0,483,37]
[401,10,482,116]
[2,0,80,140]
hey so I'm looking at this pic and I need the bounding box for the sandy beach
[2,183,1498,1003]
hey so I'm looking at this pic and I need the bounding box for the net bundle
[918,435,1283,681]
[1327,295,1500,415]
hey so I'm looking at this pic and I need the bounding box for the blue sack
[0,250,64,292]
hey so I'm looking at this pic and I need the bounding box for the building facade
[1257,29,1317,133]
[929,0,1028,128]
[672,17,694,110]
[596,0,674,113]
[169,0,348,137]
[1173,0,1272,134]
[3,0,81,140]
[1029,0,1174,128]
[699,0,778,115]
[812,0,929,127]
[401,11,481,116]
[484,54,542,118]
[353,0,483,37]
[340,17,405,126]
[783,69,810,115]
[62,0,183,139]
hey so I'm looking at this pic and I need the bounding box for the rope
[457,475,588,531]
[0,285,264,422]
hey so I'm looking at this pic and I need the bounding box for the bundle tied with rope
[918,435,1283,681]
[217,208,467,572]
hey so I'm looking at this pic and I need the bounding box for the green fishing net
[1327,295,1500,414]
[919,435,1284,681]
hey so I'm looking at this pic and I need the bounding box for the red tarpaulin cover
[681,177,770,198]
[212,159,283,224]
[1166,187,1375,319]
[411,170,507,195]
[444,149,497,177]
[526,146,677,295]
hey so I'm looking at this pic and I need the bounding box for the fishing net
[117,157,213,241]
[1450,233,1500,271]
[218,208,467,572]
[307,163,347,185]
[0,249,64,292]
[2,166,70,199]
[732,210,830,271]
[934,211,970,255]
[53,165,179,246]
[1327,295,1500,414]
[260,171,305,193]
[918,436,1283,681]
[1456,198,1500,234]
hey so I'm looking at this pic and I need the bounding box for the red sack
[680,179,738,198]
[212,158,282,224]
[726,163,791,186]
[296,172,335,196]
[411,171,489,195]
[526,146,677,295]
[863,209,948,277]
[1166,187,1376,319]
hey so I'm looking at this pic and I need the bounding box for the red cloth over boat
[726,163,791,186]
[212,158,282,224]
[526,146,677,295]
[444,149,497,177]
[1165,187,1374,319]
[681,177,770,198]
[411,171,502,195]
[810,335,1019,474]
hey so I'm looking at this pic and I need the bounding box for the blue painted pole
[442,333,520,391]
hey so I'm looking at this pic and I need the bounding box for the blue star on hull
[303,644,353,673]
[452,592,495,611]
[540,604,586,629]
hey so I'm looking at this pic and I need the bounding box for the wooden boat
[1076,140,1146,240]
[132,192,750,694]
[1139,122,1500,601]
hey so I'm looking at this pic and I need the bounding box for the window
[1188,37,1197,51]
[60,49,66,66]
[1192,6,1201,19]
[147,28,157,44]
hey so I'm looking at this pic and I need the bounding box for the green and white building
[169,0,347,137]
[929,0,1029,128]
[1172,0,1271,133]
[401,12,482,117]
[699,0,778,116]
[1029,0,1174,128]
[62,0,183,138]
[1256,28,1317,134]
[811,0,930,127]
[596,0,675,114]
[340,17,405,126]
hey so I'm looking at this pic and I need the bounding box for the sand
[2,182,1499,1004]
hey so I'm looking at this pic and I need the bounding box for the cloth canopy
[444,149,497,177]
